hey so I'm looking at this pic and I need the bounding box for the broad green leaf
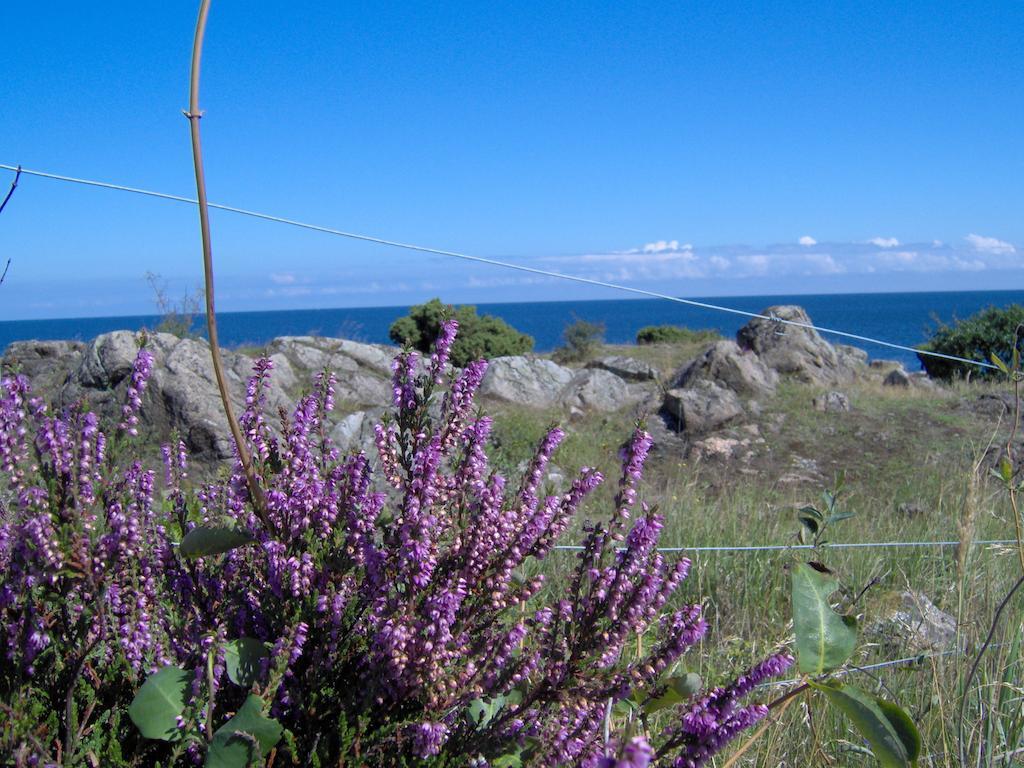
[875,698,922,763]
[179,526,254,558]
[224,638,269,688]
[791,562,858,675]
[643,673,703,714]
[811,682,919,767]
[128,666,190,741]
[206,695,282,768]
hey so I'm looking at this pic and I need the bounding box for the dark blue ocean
[3,290,1024,371]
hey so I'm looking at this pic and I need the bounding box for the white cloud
[798,235,817,246]
[869,237,900,248]
[801,253,844,274]
[638,239,692,254]
[270,272,297,285]
[965,233,1016,255]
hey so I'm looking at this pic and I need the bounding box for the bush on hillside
[636,324,719,345]
[553,316,605,363]
[917,304,1024,380]
[389,297,533,366]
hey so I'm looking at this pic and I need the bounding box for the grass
[485,340,1024,766]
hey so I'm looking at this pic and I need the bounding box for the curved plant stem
[185,0,270,530]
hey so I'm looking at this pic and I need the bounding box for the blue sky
[1,1,1022,319]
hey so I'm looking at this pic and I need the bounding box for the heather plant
[0,323,798,767]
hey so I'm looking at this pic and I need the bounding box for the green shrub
[553,317,605,363]
[636,324,719,345]
[389,298,533,366]
[917,304,1024,380]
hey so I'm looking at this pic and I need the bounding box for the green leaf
[128,666,190,741]
[643,672,703,714]
[991,351,1010,374]
[491,749,524,768]
[179,526,254,558]
[875,698,922,763]
[791,562,858,675]
[811,682,920,767]
[206,695,282,768]
[224,638,269,688]
[467,692,519,730]
[1000,456,1014,484]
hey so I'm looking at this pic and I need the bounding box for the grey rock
[330,408,386,454]
[662,380,744,434]
[870,358,904,371]
[480,356,574,407]
[59,332,263,462]
[265,336,392,405]
[736,305,857,385]
[561,368,643,412]
[883,368,911,387]
[676,340,778,397]
[837,344,869,367]
[873,591,958,653]
[813,391,851,413]
[689,436,746,461]
[586,355,660,382]
[1,340,86,395]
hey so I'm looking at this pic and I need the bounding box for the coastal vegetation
[917,303,1024,381]
[388,298,534,367]
[636,325,721,347]
[4,305,1022,766]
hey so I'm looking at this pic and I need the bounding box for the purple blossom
[118,347,154,436]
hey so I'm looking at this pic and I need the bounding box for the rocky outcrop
[736,305,861,385]
[265,336,392,405]
[2,340,86,394]
[561,369,635,412]
[60,332,290,462]
[675,340,778,398]
[480,356,649,413]
[480,357,575,407]
[586,355,660,382]
[662,381,744,434]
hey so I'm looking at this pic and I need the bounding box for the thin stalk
[185,0,270,530]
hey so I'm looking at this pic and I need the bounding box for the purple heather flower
[410,721,449,759]
[429,319,459,383]
[118,347,154,436]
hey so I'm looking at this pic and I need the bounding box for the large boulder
[330,407,387,454]
[60,332,280,462]
[675,340,778,397]
[561,368,644,412]
[662,380,744,434]
[265,336,392,405]
[736,305,859,385]
[2,340,86,396]
[586,355,660,382]
[480,357,574,407]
